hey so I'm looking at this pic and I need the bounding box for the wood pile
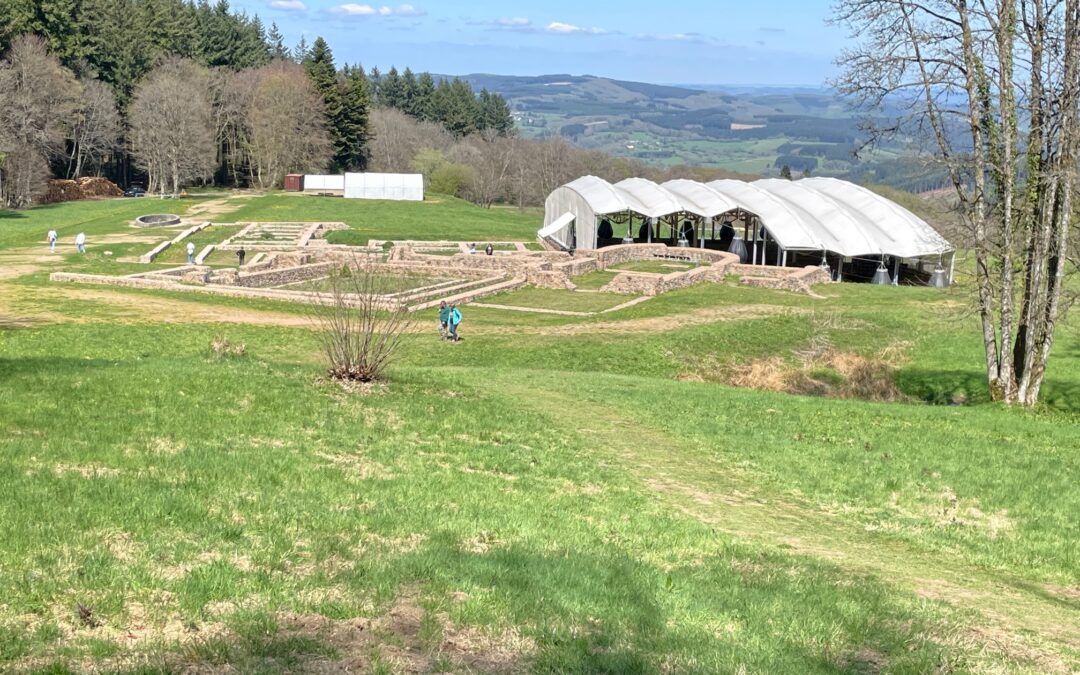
[39,177,123,204]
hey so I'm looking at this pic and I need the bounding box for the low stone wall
[601,264,726,296]
[49,271,405,311]
[740,266,831,294]
[527,269,576,290]
[235,261,339,288]
[592,244,737,269]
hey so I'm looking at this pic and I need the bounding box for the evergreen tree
[337,66,371,170]
[380,66,402,109]
[478,88,514,135]
[292,34,309,64]
[268,22,288,60]
[304,37,346,170]
[368,66,381,105]
[401,67,418,116]
[413,71,436,121]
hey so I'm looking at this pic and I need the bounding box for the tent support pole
[838,259,844,281]
[893,257,900,286]
[752,221,758,265]
[762,228,769,265]
[781,248,787,267]
[948,252,956,284]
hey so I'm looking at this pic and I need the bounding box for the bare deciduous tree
[453,131,516,208]
[129,58,216,197]
[0,35,81,207]
[68,78,120,178]
[368,107,453,173]
[245,61,332,189]
[834,0,1080,406]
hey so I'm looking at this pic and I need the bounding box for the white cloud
[269,0,305,9]
[328,3,423,16]
[546,21,606,35]
[497,17,530,27]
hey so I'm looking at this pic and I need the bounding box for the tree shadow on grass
[0,209,28,220]
[898,367,1080,413]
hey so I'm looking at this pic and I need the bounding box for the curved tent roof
[706,180,827,252]
[542,175,953,257]
[798,177,951,258]
[661,179,741,218]
[613,178,684,219]
[751,179,878,256]
[562,175,627,216]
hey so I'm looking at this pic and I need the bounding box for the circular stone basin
[134,214,181,228]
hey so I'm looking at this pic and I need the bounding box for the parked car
[124,185,146,198]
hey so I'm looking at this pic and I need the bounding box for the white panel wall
[303,175,345,191]
[344,173,424,201]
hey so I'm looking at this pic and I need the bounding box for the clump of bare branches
[308,257,414,383]
[209,335,247,358]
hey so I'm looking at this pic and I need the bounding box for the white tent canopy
[613,178,684,219]
[542,175,953,260]
[660,180,741,219]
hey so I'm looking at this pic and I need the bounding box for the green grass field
[0,195,1077,672]
[218,194,540,245]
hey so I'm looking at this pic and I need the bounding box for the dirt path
[180,192,257,223]
[492,377,1079,672]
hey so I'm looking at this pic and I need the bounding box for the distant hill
[454,73,949,192]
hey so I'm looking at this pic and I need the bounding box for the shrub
[308,258,414,382]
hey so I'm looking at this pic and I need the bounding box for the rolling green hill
[461,74,948,191]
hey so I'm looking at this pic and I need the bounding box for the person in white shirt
[47,229,58,253]
[75,232,86,254]
[186,241,196,263]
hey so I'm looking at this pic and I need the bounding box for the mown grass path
[489,372,1080,672]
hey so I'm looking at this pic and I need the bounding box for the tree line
[0,0,513,206]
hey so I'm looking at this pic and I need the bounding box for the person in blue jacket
[449,303,462,342]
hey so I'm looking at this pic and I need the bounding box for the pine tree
[478,89,514,136]
[368,66,381,105]
[292,34,309,64]
[381,66,402,109]
[337,66,371,170]
[304,37,346,170]
[413,71,436,121]
[268,22,288,60]
[401,67,418,116]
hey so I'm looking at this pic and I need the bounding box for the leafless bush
[308,258,414,382]
[209,335,247,358]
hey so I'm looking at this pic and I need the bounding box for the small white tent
[344,173,424,201]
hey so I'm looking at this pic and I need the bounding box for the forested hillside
[0,0,514,206]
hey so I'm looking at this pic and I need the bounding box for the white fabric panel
[751,179,878,256]
[539,212,575,249]
[661,180,740,218]
[706,180,828,251]
[798,177,952,258]
[613,178,684,219]
[343,173,424,201]
[303,175,345,191]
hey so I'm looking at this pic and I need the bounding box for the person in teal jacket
[449,303,462,342]
[438,300,450,340]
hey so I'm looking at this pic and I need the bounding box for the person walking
[75,232,86,254]
[186,241,196,264]
[438,300,450,340]
[485,243,494,256]
[449,303,462,342]
[47,229,58,253]
[236,247,246,267]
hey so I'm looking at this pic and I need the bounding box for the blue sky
[234,0,845,86]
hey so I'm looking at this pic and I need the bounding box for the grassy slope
[0,195,1077,671]
[218,193,541,244]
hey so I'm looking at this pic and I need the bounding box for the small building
[284,174,303,192]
